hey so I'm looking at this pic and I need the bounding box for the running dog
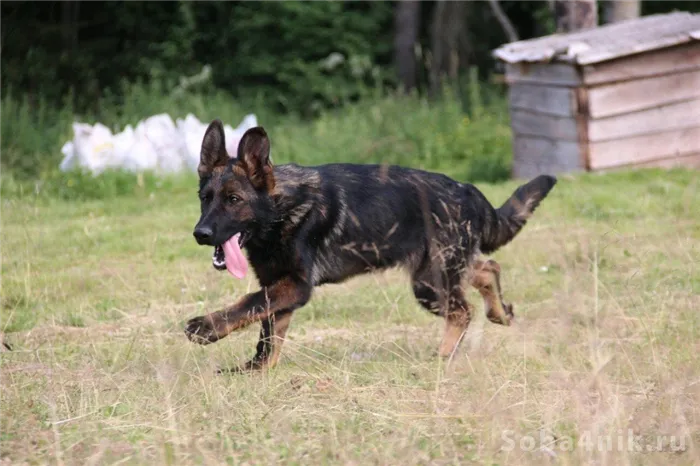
[185,119,556,371]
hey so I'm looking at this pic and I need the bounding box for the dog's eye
[227,194,241,204]
[199,192,211,202]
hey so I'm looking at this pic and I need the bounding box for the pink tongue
[222,233,248,279]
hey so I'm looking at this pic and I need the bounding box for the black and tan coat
[185,120,557,372]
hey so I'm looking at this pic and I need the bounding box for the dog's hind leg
[438,287,473,358]
[469,259,513,326]
[411,264,474,358]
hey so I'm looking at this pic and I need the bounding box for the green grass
[1,80,511,188]
[1,163,698,465]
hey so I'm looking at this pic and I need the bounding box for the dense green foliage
[1,76,512,196]
[3,0,695,115]
[2,2,395,116]
[2,1,698,185]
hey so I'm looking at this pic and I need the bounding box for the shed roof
[493,11,700,65]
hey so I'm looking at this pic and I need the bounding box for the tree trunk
[393,1,420,92]
[554,0,598,32]
[488,0,518,43]
[61,1,80,52]
[429,0,469,96]
[602,0,639,24]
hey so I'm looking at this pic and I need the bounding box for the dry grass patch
[1,169,699,465]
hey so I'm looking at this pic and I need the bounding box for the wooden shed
[493,12,700,178]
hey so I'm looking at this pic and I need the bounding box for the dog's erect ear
[236,126,275,191]
[198,119,229,177]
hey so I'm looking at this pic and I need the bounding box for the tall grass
[3,74,700,466]
[2,167,698,464]
[1,76,512,201]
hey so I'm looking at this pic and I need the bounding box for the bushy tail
[480,175,557,254]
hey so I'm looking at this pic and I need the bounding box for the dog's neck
[243,164,322,250]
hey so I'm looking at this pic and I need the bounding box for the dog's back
[272,163,555,287]
[271,163,481,284]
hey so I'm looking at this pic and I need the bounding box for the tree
[603,0,640,24]
[429,0,469,95]
[554,0,598,32]
[487,0,518,43]
[60,1,79,54]
[394,1,421,92]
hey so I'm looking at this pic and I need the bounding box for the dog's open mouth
[212,246,227,270]
[211,232,250,279]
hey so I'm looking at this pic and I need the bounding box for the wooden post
[603,0,640,24]
[554,0,598,32]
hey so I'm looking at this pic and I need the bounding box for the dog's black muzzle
[193,225,215,246]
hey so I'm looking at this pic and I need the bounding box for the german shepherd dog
[185,120,556,372]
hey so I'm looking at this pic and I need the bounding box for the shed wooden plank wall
[583,43,700,171]
[505,63,584,178]
[505,42,700,177]
[582,42,700,85]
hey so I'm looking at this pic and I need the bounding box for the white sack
[59,113,259,175]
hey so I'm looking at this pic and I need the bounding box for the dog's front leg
[184,277,311,345]
[217,309,295,374]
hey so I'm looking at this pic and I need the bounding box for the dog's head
[192,120,276,274]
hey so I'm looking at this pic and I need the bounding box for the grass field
[1,167,699,465]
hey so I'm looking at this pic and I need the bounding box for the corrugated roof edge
[492,11,700,65]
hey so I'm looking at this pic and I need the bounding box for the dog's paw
[184,316,221,345]
[487,303,514,326]
[216,359,265,375]
[505,303,514,319]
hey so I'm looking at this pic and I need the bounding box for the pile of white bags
[59,113,258,175]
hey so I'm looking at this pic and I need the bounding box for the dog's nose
[193,226,213,244]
